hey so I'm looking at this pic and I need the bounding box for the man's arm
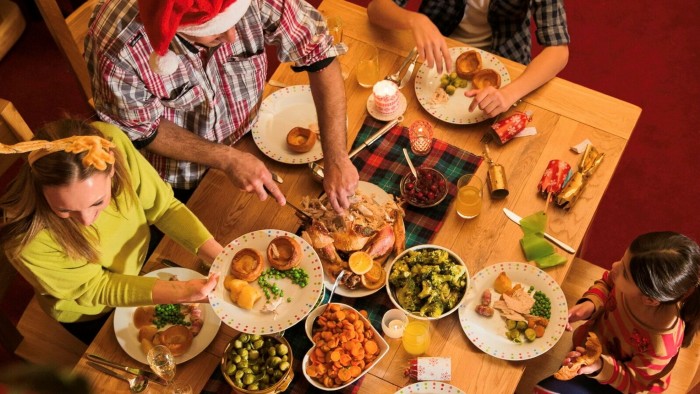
[307,59,359,212]
[146,119,285,204]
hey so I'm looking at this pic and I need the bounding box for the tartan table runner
[351,116,483,248]
[202,116,482,393]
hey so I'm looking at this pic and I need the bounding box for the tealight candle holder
[372,80,400,116]
[409,119,434,156]
[381,308,408,339]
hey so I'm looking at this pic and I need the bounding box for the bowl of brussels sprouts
[386,244,469,320]
[221,333,293,393]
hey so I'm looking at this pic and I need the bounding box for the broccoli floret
[396,278,419,311]
[447,265,466,286]
[444,292,461,309]
[419,301,444,318]
[417,280,433,299]
[389,260,411,286]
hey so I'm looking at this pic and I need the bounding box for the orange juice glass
[402,320,430,355]
[456,174,483,219]
[357,45,380,87]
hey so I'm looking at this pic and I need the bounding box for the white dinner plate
[208,229,324,334]
[252,85,323,164]
[395,381,466,394]
[322,181,394,298]
[113,267,221,364]
[458,262,567,360]
[414,47,511,124]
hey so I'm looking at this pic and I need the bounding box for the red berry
[406,182,414,190]
[427,192,435,200]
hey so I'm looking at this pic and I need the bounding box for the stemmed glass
[147,345,193,394]
[325,15,350,79]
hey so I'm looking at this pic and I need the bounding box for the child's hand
[566,300,595,330]
[563,347,602,376]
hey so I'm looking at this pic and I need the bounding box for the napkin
[405,357,452,381]
[350,116,484,247]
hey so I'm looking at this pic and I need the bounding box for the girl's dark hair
[629,231,700,347]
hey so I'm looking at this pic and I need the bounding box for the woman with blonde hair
[0,119,222,342]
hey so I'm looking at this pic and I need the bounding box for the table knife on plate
[502,208,576,254]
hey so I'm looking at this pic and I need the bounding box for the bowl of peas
[221,333,293,393]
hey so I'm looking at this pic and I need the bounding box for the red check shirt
[85,0,345,188]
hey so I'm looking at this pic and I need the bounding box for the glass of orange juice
[402,319,431,355]
[356,45,380,88]
[456,174,483,219]
[326,16,343,44]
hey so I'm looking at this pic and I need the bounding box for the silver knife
[503,208,576,254]
[86,354,166,385]
[398,52,419,89]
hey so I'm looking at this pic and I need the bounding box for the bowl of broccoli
[386,245,469,320]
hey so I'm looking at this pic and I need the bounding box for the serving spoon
[402,148,418,179]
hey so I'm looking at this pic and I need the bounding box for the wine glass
[325,15,350,79]
[147,345,192,394]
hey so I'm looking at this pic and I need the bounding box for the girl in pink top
[536,231,700,393]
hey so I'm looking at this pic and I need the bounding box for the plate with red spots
[395,381,465,394]
[209,229,324,334]
[414,46,511,124]
[458,262,567,360]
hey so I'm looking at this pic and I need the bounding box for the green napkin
[518,211,566,268]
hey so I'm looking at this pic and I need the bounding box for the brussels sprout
[445,85,456,95]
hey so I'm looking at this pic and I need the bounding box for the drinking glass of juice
[456,174,483,219]
[402,320,431,355]
[357,45,381,88]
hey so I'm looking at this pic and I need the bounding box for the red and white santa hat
[137,0,252,75]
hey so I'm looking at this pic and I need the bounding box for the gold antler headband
[0,136,116,171]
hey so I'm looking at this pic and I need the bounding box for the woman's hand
[152,273,220,304]
[567,300,595,331]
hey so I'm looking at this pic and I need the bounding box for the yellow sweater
[11,122,213,322]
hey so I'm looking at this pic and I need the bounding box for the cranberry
[406,182,414,190]
[438,179,446,187]
[416,191,424,198]
[430,184,438,192]
[427,192,436,200]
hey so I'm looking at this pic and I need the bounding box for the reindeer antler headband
[0,136,116,171]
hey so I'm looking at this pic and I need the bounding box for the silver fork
[386,47,417,85]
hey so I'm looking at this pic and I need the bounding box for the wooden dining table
[71,0,641,392]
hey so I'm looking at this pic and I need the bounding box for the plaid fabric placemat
[351,116,483,247]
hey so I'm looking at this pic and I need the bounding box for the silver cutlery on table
[398,51,419,89]
[386,47,417,86]
[502,208,576,254]
[87,362,149,393]
[267,79,289,88]
[308,116,403,182]
[86,354,166,385]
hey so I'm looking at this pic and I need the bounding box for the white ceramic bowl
[385,244,469,320]
[302,303,389,391]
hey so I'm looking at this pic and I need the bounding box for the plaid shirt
[85,0,344,189]
[393,0,570,64]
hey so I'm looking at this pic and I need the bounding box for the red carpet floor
[0,3,698,354]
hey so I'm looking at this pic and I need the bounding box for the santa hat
[137,0,252,75]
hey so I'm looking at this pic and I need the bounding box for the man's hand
[408,13,452,74]
[323,156,359,213]
[465,86,516,118]
[224,150,285,205]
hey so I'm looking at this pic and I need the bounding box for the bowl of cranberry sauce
[399,168,449,208]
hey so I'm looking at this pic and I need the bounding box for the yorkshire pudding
[153,325,193,357]
[455,50,482,80]
[230,248,265,282]
[267,236,302,271]
[554,332,602,380]
[286,126,317,153]
[133,306,155,329]
[472,69,502,89]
